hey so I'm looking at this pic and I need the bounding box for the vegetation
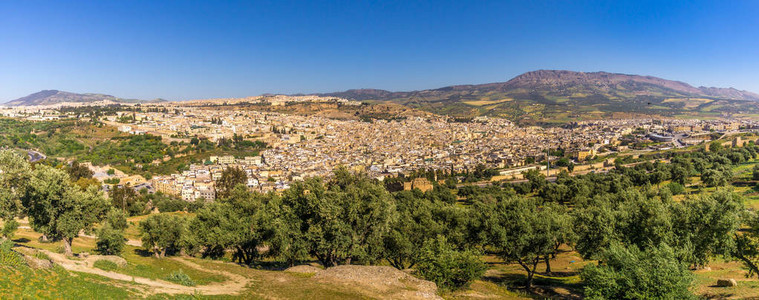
[2,137,759,298]
[24,165,109,256]
[164,270,195,286]
[581,243,694,300]
[415,235,486,290]
[93,259,120,271]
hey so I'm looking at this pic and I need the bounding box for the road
[27,150,46,162]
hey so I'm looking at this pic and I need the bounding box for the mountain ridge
[5,90,163,106]
[319,70,759,101]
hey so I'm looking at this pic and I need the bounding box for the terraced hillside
[318,70,759,124]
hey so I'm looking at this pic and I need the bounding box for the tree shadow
[133,248,154,257]
[482,267,584,299]
[12,238,30,243]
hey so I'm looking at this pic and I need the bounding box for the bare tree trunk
[40,234,49,243]
[544,255,552,275]
[63,237,73,257]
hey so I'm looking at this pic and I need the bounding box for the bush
[0,240,26,268]
[581,243,694,300]
[165,270,195,286]
[1,219,18,239]
[667,182,685,195]
[415,236,486,291]
[93,259,120,271]
[33,251,50,260]
[95,224,126,255]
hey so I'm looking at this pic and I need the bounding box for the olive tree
[24,165,109,256]
[140,213,186,258]
[482,196,556,288]
[189,186,276,264]
[280,169,394,267]
[0,150,31,239]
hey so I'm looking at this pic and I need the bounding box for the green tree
[482,196,556,288]
[701,166,732,187]
[581,243,695,300]
[709,140,723,153]
[139,214,186,258]
[23,165,109,256]
[216,166,248,199]
[280,169,394,267]
[96,223,125,255]
[671,189,743,267]
[189,186,275,264]
[109,185,143,216]
[66,160,93,181]
[383,190,442,269]
[415,235,486,291]
[541,203,575,274]
[0,150,31,239]
[573,199,617,260]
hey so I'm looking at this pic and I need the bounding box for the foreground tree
[140,213,186,258]
[280,169,394,267]
[23,165,109,256]
[541,203,575,274]
[96,209,127,255]
[189,186,276,264]
[581,243,695,300]
[671,189,743,268]
[0,150,31,239]
[415,235,486,291]
[382,190,446,269]
[482,197,556,288]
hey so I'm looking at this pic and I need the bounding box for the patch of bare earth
[313,265,441,300]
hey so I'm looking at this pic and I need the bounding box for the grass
[0,265,140,299]
[13,220,225,286]
[94,259,120,271]
[118,245,226,285]
[165,269,196,286]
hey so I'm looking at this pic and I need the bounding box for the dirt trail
[37,249,253,296]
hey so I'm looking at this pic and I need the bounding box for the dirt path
[37,249,253,296]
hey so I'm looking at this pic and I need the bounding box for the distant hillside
[5,90,162,106]
[318,70,759,124]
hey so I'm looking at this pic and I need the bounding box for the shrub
[33,251,50,260]
[415,236,486,291]
[1,219,18,239]
[95,224,126,255]
[165,270,195,286]
[667,182,685,195]
[0,240,26,268]
[93,259,120,271]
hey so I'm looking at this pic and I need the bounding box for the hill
[318,70,759,124]
[5,90,162,106]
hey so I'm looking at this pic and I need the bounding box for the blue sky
[1,0,758,101]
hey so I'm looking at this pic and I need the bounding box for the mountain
[5,90,159,106]
[318,70,759,124]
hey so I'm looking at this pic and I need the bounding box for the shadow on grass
[12,238,30,243]
[133,248,154,257]
[482,264,584,300]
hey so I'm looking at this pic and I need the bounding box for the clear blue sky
[1,0,758,101]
